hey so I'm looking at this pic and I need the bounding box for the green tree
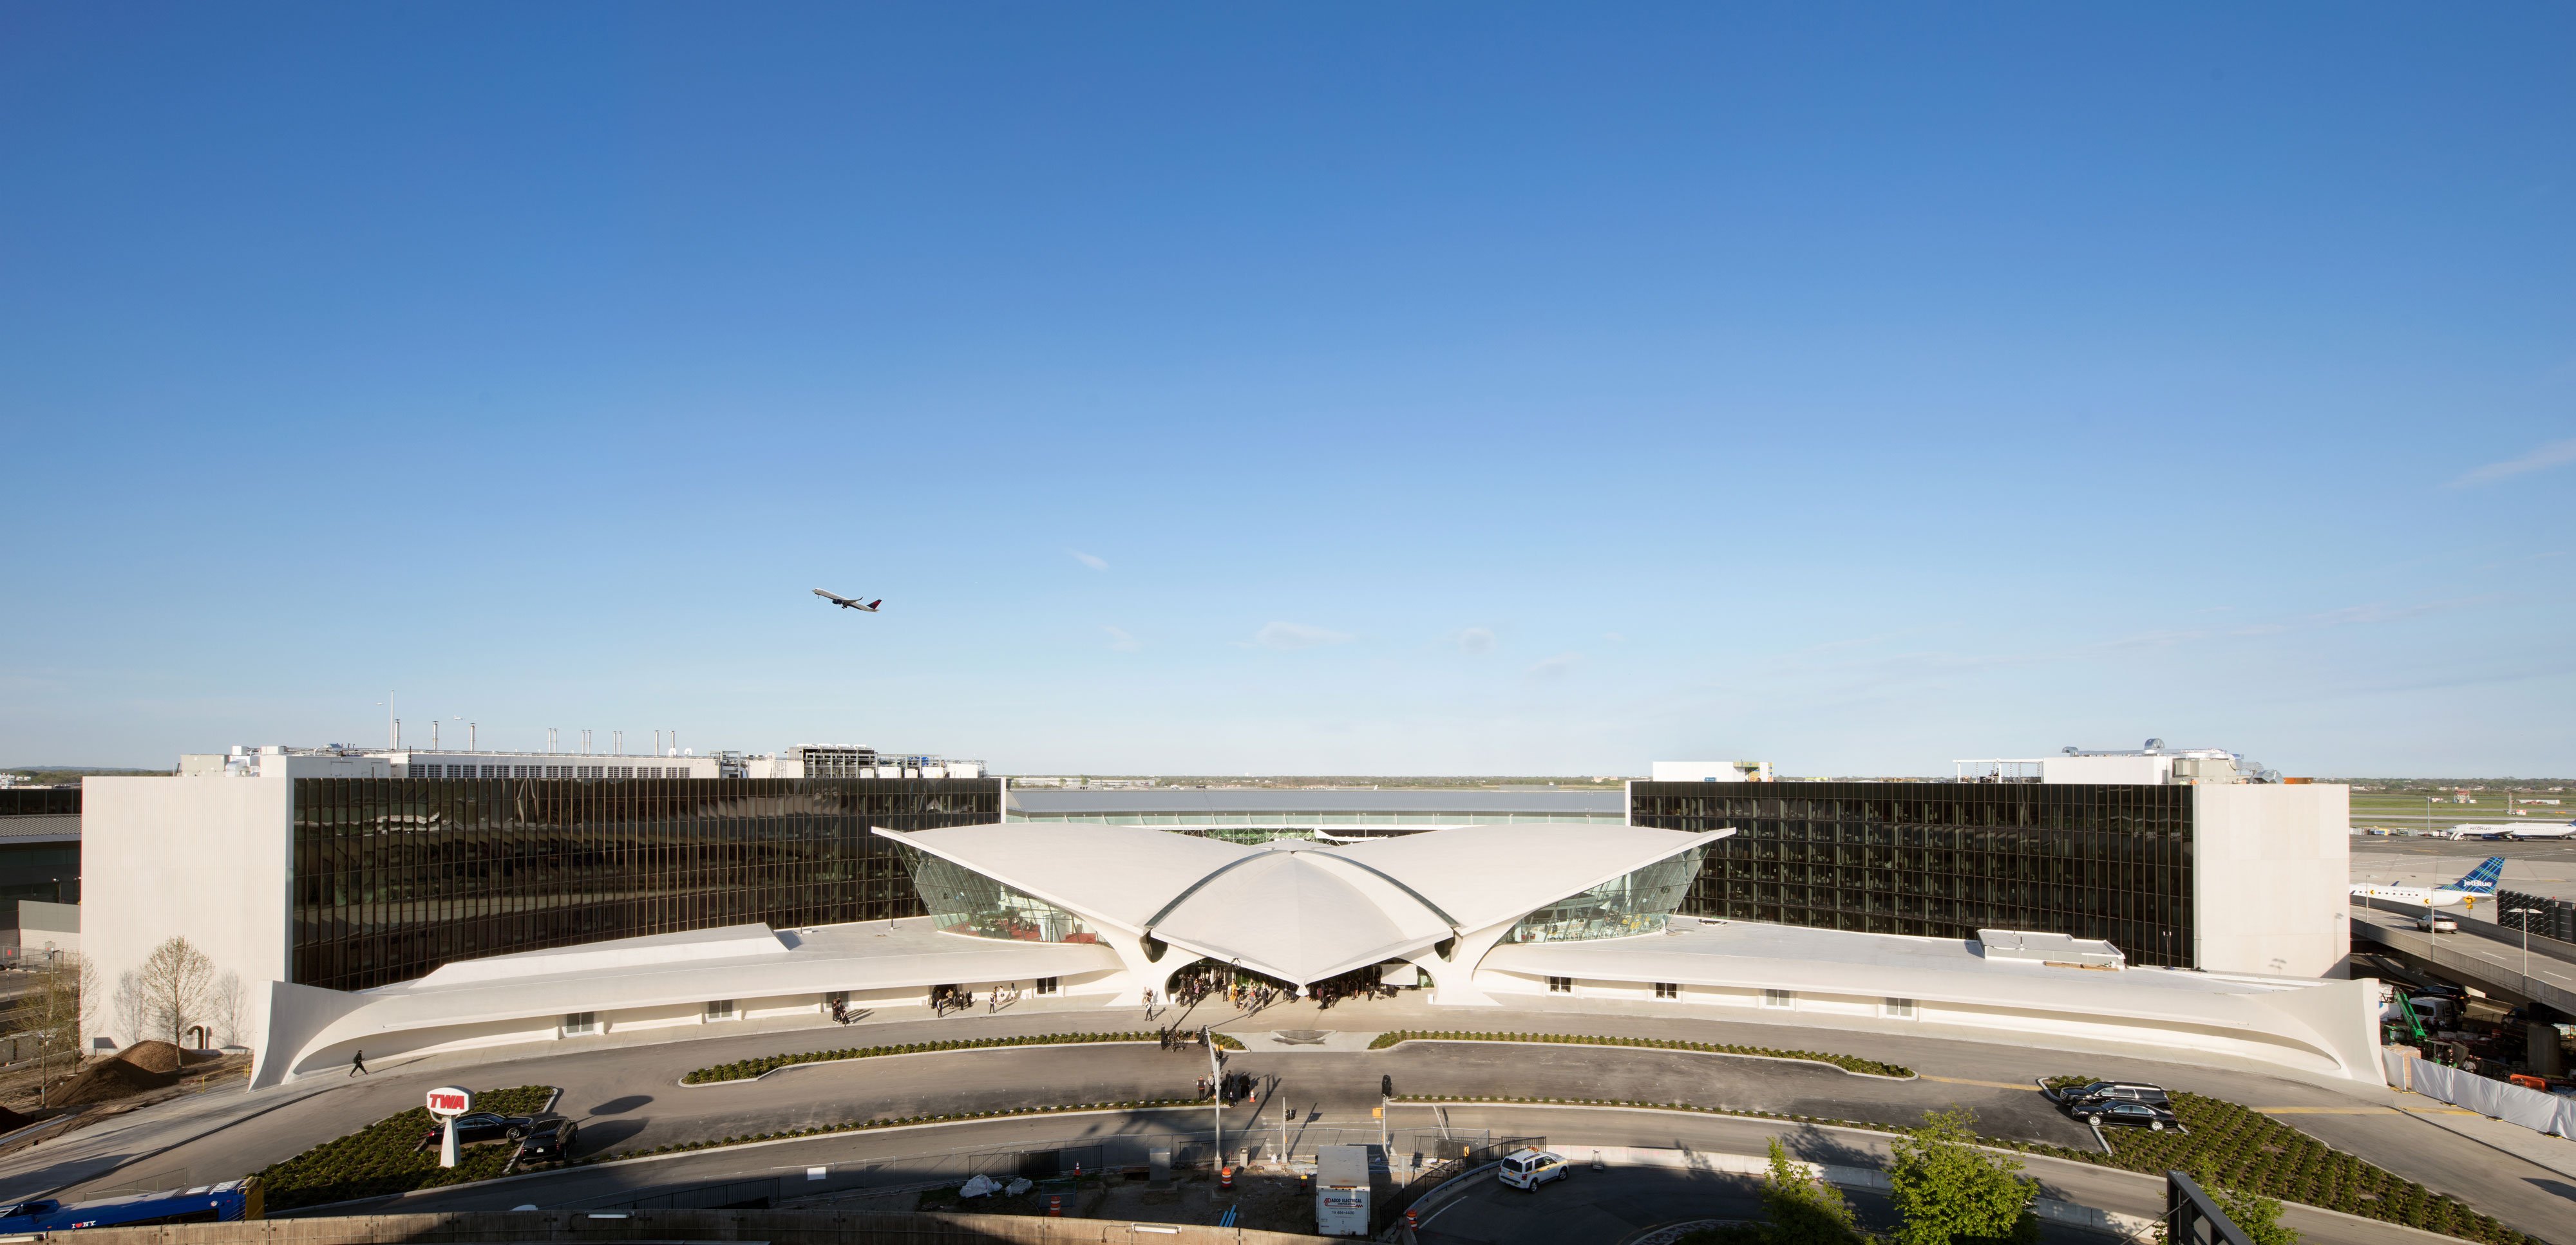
[2180,1164,2300,1245]
[1886,1108,2039,1245]
[1761,1137,1864,1245]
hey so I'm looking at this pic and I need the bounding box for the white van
[1498,1148,1569,1191]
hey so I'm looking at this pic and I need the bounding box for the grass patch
[254,1085,556,1212]
[683,1031,1240,1085]
[1367,1030,1912,1078]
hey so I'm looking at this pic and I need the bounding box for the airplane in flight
[2349,856,2506,909]
[812,588,882,613]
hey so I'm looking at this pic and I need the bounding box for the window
[1761,988,1795,1009]
[578,766,603,780]
[1548,975,1574,994]
[1036,976,1060,995]
[1654,982,1680,999]
[1882,997,1916,1019]
[563,1011,600,1036]
[705,999,738,1022]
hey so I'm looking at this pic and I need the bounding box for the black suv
[2067,1099,2182,1131]
[415,1112,540,1152]
[2056,1080,2169,1107]
[514,1116,579,1165]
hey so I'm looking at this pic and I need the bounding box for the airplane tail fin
[2449,856,2505,894]
[867,600,882,610]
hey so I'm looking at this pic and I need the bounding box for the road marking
[1920,1076,2039,1091]
[2253,1107,2402,1115]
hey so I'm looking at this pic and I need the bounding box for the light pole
[2509,908,2539,978]
[2425,796,2435,837]
[1203,1024,1223,1174]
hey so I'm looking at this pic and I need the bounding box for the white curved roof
[874,821,1728,986]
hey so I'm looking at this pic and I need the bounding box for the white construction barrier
[2385,1049,2576,1138]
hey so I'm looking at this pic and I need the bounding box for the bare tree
[121,936,217,1045]
[22,955,95,1107]
[209,971,250,1048]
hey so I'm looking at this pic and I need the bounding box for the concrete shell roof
[875,821,1730,985]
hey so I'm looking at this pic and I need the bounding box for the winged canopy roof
[873,821,1729,986]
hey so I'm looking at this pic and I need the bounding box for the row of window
[412,764,690,780]
[1544,977,1915,1016]
[289,777,999,991]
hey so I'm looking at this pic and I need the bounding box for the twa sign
[425,1087,473,1117]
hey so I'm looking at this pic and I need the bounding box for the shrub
[254,1085,557,1211]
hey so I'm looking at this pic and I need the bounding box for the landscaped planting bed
[1391,1083,2543,1245]
[254,1085,556,1211]
[683,1031,1242,1085]
[1367,1030,1913,1078]
[2023,1076,2537,1245]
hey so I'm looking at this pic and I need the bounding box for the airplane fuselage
[2349,883,2483,908]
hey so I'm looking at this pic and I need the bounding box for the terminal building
[77,741,2371,1092]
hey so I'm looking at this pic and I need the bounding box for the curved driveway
[3,1000,2568,1242]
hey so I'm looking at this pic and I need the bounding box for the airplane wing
[813,588,851,604]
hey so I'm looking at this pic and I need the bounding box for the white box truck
[1314,1144,1374,1237]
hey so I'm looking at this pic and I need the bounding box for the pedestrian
[348,1049,368,1077]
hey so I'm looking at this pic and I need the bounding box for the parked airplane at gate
[2459,819,2576,841]
[2349,856,2506,909]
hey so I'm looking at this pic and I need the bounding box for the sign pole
[424,1086,473,1170]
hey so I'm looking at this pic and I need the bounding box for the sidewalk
[2389,1090,2576,1181]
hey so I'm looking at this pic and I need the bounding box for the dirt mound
[50,1058,176,1107]
[116,1040,185,1073]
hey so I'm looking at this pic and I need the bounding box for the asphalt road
[4,1001,2570,1242]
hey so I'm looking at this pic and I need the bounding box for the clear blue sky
[4,5,2570,776]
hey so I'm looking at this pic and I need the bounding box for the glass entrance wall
[1631,781,2193,968]
[1502,847,1707,944]
[290,776,1000,991]
[895,845,1100,943]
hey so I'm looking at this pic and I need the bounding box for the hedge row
[1392,1089,2540,1245]
[585,1098,1200,1165]
[1367,1030,1913,1078]
[255,1085,556,1211]
[2022,1076,2535,1245]
[684,1031,1242,1084]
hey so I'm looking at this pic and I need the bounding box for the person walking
[348,1049,368,1077]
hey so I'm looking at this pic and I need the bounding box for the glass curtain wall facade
[1503,847,1707,944]
[1631,782,2193,968]
[893,845,1101,944]
[292,777,999,991]
[0,787,82,904]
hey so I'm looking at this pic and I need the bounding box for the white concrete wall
[2041,755,2170,785]
[1475,968,2378,1080]
[84,776,292,1052]
[2194,784,2351,977]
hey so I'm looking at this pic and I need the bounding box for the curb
[674,1040,1168,1087]
[1368,1036,1916,1080]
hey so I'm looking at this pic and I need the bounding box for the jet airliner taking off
[812,589,882,612]
[2349,856,2506,909]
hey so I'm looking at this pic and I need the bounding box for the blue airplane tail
[2448,856,2505,895]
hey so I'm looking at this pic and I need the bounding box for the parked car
[513,1116,578,1165]
[1498,1148,1569,1191]
[2069,1100,2182,1131]
[415,1112,539,1152]
[2055,1080,2169,1107]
